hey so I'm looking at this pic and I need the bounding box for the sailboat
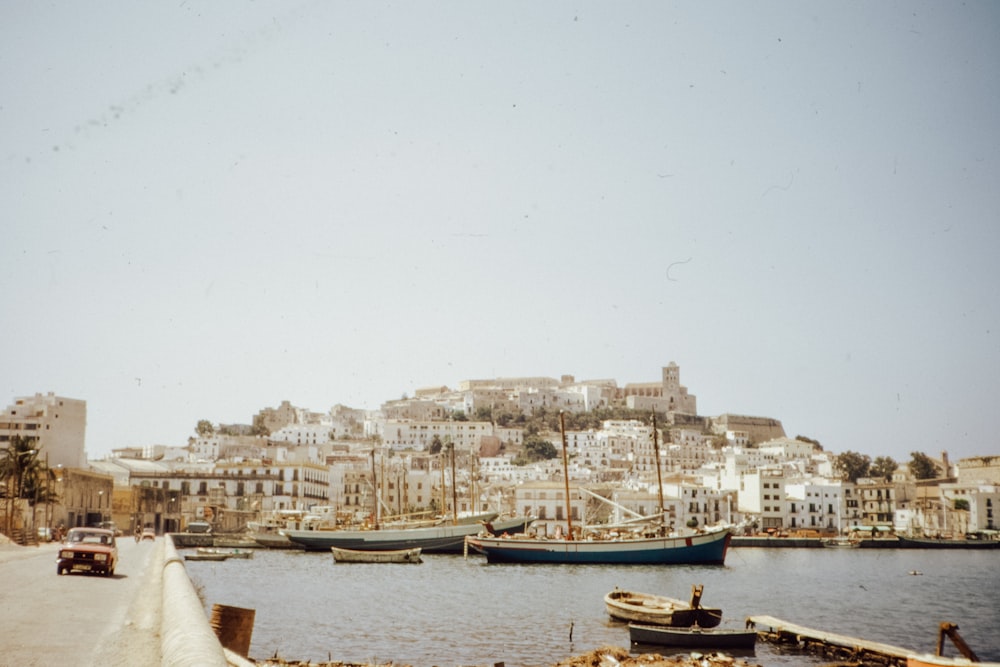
[283,448,534,553]
[822,494,860,547]
[466,413,733,565]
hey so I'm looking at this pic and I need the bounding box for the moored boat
[628,623,757,650]
[896,535,1000,549]
[331,546,422,563]
[467,412,733,565]
[184,551,229,561]
[197,547,253,559]
[283,512,535,553]
[605,586,722,628]
[467,524,732,565]
[821,536,861,548]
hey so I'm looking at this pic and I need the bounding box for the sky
[3,2,998,463]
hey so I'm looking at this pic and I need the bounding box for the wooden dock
[747,614,913,666]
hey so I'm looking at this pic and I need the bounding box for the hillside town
[2,363,998,544]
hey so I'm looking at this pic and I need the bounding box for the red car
[57,527,118,576]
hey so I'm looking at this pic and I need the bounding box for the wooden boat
[468,524,732,565]
[896,535,1000,549]
[197,547,253,559]
[466,413,733,566]
[284,513,532,553]
[184,552,229,561]
[821,536,861,548]
[629,623,757,650]
[605,586,722,628]
[331,546,422,563]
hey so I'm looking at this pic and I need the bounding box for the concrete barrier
[162,535,229,667]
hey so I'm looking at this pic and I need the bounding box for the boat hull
[629,623,757,650]
[605,590,722,628]
[821,538,860,548]
[331,546,422,563]
[198,548,253,559]
[284,514,531,553]
[467,527,732,565]
[896,536,1000,549]
[252,532,298,549]
[184,553,229,561]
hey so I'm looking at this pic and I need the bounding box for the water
[187,546,1000,666]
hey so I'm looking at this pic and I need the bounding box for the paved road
[0,537,163,667]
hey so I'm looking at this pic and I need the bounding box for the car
[57,527,118,576]
[141,528,156,541]
[37,526,53,542]
[97,521,123,536]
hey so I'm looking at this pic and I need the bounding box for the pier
[748,614,912,666]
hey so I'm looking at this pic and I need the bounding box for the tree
[909,451,939,480]
[870,456,898,482]
[1,435,42,534]
[250,414,270,437]
[795,435,822,450]
[428,435,443,456]
[954,498,970,512]
[512,436,559,465]
[195,420,215,437]
[834,450,871,482]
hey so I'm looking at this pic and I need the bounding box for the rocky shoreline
[250,646,761,667]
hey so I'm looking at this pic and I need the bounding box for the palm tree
[1,435,42,538]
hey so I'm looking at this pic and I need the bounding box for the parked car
[185,521,212,534]
[57,527,118,576]
[141,527,156,541]
[37,526,53,542]
[97,521,123,536]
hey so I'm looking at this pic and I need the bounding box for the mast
[559,411,574,540]
[450,444,458,525]
[370,448,380,530]
[440,449,447,519]
[651,413,666,535]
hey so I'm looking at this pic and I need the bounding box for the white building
[376,419,495,451]
[1,392,88,469]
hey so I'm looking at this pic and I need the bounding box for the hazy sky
[3,2,998,463]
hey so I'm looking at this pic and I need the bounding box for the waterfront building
[785,480,845,533]
[855,477,896,526]
[740,467,788,530]
[1,392,88,469]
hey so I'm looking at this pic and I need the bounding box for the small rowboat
[605,585,722,628]
[629,623,757,650]
[331,546,422,564]
[197,547,254,559]
[184,552,229,561]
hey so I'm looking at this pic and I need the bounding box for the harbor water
[187,546,1000,666]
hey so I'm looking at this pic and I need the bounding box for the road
[0,536,162,667]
